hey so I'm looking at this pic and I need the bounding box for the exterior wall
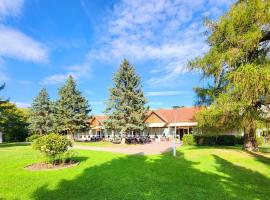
[144,127,171,141]
[145,127,165,136]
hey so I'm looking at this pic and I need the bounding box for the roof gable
[89,115,107,126]
[144,111,167,123]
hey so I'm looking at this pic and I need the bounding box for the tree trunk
[243,126,258,151]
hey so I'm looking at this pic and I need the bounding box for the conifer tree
[104,59,148,135]
[190,0,270,150]
[29,88,53,135]
[54,76,91,136]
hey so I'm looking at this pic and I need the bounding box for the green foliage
[189,0,270,149]
[54,76,91,135]
[33,133,72,164]
[0,102,29,142]
[256,136,265,146]
[182,134,195,145]
[104,59,149,134]
[25,134,41,142]
[194,135,242,146]
[29,88,54,135]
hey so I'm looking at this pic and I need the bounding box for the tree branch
[260,32,270,43]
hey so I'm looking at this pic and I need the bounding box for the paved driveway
[74,141,182,155]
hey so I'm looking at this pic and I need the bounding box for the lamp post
[172,106,178,157]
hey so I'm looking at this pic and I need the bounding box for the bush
[256,136,265,146]
[182,134,195,145]
[26,134,41,142]
[216,135,236,146]
[33,133,72,164]
[235,136,244,145]
[194,135,243,146]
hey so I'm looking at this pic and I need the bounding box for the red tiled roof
[154,107,201,123]
[90,107,201,125]
[95,115,107,123]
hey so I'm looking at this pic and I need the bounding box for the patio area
[74,141,182,155]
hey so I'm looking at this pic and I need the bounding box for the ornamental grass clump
[33,133,73,164]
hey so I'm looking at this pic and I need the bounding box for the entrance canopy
[148,123,166,128]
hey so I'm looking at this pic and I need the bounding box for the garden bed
[25,161,79,171]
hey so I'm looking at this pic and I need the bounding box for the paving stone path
[74,141,182,155]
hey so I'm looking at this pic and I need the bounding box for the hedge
[194,135,244,146]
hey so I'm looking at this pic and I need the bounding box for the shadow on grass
[71,156,89,164]
[0,142,31,148]
[31,149,270,200]
[259,145,270,153]
[245,150,270,165]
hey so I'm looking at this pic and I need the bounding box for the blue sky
[0,0,234,114]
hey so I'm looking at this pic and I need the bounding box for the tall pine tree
[104,59,148,135]
[54,76,91,136]
[29,88,53,135]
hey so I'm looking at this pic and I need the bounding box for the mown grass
[0,143,269,200]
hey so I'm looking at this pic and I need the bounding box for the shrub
[256,136,265,146]
[182,134,195,145]
[33,133,72,164]
[216,135,236,146]
[235,136,244,145]
[26,134,41,142]
[194,135,243,146]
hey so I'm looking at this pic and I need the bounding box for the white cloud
[0,1,49,64]
[41,62,91,85]
[146,91,192,97]
[0,26,48,62]
[89,0,234,86]
[13,101,30,108]
[0,0,24,20]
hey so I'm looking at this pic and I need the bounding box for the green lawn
[0,143,269,200]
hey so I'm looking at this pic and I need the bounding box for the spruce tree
[29,88,53,135]
[104,59,148,135]
[54,76,91,136]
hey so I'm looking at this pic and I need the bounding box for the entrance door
[97,130,101,137]
[177,128,189,140]
[176,129,184,140]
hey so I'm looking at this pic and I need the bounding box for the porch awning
[168,122,198,127]
[91,126,103,129]
[148,123,166,127]
[169,122,198,127]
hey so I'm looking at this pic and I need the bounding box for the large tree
[190,0,270,150]
[104,59,148,135]
[29,88,53,135]
[54,76,91,136]
[0,102,29,142]
[0,84,29,142]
